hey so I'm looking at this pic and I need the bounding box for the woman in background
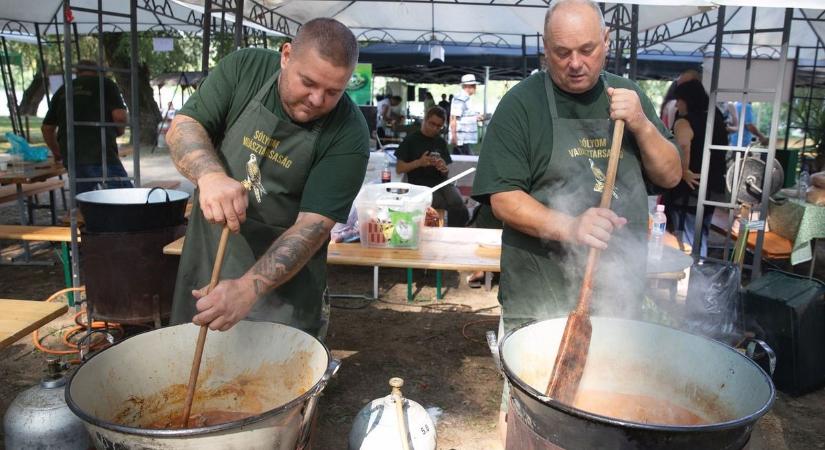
[667,79,728,257]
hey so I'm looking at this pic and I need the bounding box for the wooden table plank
[0,299,68,350]
[0,225,73,242]
[328,227,502,271]
[0,165,66,186]
[164,228,503,272]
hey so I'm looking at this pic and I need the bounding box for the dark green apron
[171,71,330,338]
[499,72,649,332]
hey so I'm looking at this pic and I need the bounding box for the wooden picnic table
[0,164,66,223]
[163,227,503,271]
[164,227,503,299]
[0,299,67,350]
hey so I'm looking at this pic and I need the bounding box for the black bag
[684,260,742,343]
[744,270,825,396]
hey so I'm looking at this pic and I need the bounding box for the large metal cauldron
[66,321,340,449]
[76,188,189,232]
[499,317,774,450]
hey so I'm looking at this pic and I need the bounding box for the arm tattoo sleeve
[167,115,225,183]
[248,218,332,296]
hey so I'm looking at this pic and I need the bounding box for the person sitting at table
[395,106,470,227]
[664,79,728,257]
[41,60,133,194]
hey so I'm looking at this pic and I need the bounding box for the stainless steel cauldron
[498,317,775,450]
[66,321,339,449]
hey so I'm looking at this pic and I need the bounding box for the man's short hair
[76,59,99,75]
[390,95,403,103]
[425,106,447,122]
[544,0,605,35]
[292,18,358,68]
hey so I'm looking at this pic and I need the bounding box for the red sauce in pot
[573,390,709,425]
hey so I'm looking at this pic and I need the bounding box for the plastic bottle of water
[381,160,391,183]
[649,204,666,260]
[798,167,810,200]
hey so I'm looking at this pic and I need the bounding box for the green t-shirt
[393,129,451,187]
[472,71,674,204]
[179,48,369,223]
[43,75,126,166]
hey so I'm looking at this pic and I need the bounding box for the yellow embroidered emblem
[242,154,267,203]
[589,158,618,199]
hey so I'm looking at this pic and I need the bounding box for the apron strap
[252,71,280,103]
[543,71,560,120]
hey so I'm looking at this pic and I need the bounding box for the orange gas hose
[31,287,123,363]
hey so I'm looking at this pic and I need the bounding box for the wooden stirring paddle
[181,225,231,428]
[545,120,625,404]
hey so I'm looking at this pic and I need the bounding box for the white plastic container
[355,182,432,249]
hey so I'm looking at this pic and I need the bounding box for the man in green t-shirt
[41,60,132,194]
[472,0,681,438]
[395,106,469,227]
[167,18,369,336]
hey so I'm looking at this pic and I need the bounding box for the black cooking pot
[76,188,189,233]
[498,317,775,450]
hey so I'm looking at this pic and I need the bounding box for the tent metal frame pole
[130,0,141,186]
[96,0,108,189]
[801,43,821,161]
[693,5,726,262]
[752,8,792,278]
[782,46,799,152]
[63,0,82,321]
[34,23,52,108]
[0,36,24,136]
[629,5,638,81]
[234,0,244,50]
[201,0,213,74]
[521,34,527,78]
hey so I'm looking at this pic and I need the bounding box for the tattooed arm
[167,114,248,232]
[191,212,335,331]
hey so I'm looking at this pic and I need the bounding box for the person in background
[395,106,469,227]
[41,59,133,194]
[376,95,404,139]
[450,74,482,155]
[727,101,768,147]
[659,69,700,130]
[438,93,451,117]
[423,91,436,112]
[665,79,728,257]
[471,0,680,441]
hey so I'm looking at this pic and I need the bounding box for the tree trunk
[18,72,47,116]
[101,32,161,146]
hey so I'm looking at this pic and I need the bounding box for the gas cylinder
[3,360,90,450]
[349,377,437,450]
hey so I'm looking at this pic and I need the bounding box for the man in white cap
[449,73,482,155]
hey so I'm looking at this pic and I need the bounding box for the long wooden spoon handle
[181,225,231,427]
[575,119,624,314]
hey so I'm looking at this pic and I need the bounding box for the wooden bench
[0,179,65,225]
[144,180,182,190]
[710,211,792,260]
[0,299,68,350]
[0,225,76,302]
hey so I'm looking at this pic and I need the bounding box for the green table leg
[436,270,442,301]
[60,242,74,306]
[407,268,413,302]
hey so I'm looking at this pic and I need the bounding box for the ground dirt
[1,149,825,449]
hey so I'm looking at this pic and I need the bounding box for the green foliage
[789,91,825,155]
[637,79,671,113]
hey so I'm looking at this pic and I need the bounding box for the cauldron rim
[499,316,776,433]
[64,322,332,437]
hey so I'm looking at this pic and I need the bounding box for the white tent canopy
[0,1,823,59]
